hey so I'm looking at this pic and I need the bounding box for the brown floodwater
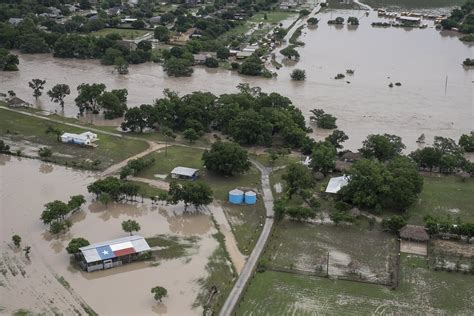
[0,9,472,151]
[0,155,219,315]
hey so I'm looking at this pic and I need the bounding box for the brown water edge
[0,155,219,315]
[0,8,472,151]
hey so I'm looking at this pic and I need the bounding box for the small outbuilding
[7,96,30,108]
[170,167,199,180]
[399,225,430,256]
[60,131,98,146]
[325,175,349,194]
[78,235,151,272]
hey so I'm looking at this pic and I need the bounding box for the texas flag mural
[96,241,136,260]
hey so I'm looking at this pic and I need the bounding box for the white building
[170,167,199,180]
[60,131,98,146]
[325,175,350,194]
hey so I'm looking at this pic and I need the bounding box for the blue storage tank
[229,189,244,204]
[244,191,257,205]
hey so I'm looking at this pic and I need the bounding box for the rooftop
[399,225,429,241]
[325,175,349,194]
[171,166,199,177]
[80,235,150,263]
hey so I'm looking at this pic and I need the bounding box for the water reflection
[159,208,213,235]
[39,163,54,174]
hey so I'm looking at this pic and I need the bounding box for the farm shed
[60,131,98,146]
[325,175,349,194]
[78,236,151,272]
[399,225,429,256]
[170,167,199,180]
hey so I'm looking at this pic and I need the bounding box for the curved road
[219,160,275,316]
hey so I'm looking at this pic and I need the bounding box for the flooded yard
[0,155,221,315]
[0,8,472,151]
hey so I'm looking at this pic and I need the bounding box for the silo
[244,191,257,205]
[229,189,244,204]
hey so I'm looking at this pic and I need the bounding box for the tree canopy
[359,134,405,161]
[202,141,251,176]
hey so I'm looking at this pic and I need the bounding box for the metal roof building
[170,167,199,179]
[325,175,350,194]
[78,235,151,272]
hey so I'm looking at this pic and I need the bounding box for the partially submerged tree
[325,130,348,149]
[359,134,405,161]
[66,238,90,254]
[28,79,46,99]
[151,286,168,302]
[47,84,71,109]
[290,69,306,81]
[12,235,21,248]
[310,109,337,129]
[122,219,141,236]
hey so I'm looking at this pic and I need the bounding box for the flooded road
[0,8,472,151]
[0,155,219,315]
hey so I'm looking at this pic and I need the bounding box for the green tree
[75,83,106,114]
[23,246,31,259]
[330,211,354,226]
[0,49,19,71]
[216,47,230,60]
[183,128,199,143]
[310,109,337,129]
[114,56,129,75]
[204,57,219,68]
[307,17,319,25]
[382,215,407,234]
[67,195,86,211]
[38,147,52,158]
[45,125,63,142]
[99,192,112,207]
[12,235,21,248]
[290,69,306,81]
[280,46,300,60]
[66,238,90,254]
[161,126,174,156]
[286,206,317,221]
[163,57,193,77]
[239,56,264,76]
[99,91,127,119]
[359,134,405,161]
[47,84,71,109]
[131,20,145,29]
[154,26,170,42]
[102,48,123,65]
[348,17,359,25]
[202,141,251,176]
[151,286,168,302]
[122,219,141,236]
[459,132,474,152]
[325,130,348,149]
[121,107,147,132]
[282,163,313,199]
[28,79,46,100]
[310,141,337,174]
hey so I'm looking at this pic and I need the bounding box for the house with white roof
[60,131,98,146]
[325,175,350,194]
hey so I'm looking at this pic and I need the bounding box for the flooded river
[0,155,219,315]
[0,9,472,151]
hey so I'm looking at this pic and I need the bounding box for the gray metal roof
[171,167,199,177]
[325,176,350,194]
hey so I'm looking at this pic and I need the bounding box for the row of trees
[40,195,86,234]
[424,215,474,242]
[120,157,155,179]
[28,78,71,108]
[87,177,141,202]
[121,84,310,148]
[167,181,213,211]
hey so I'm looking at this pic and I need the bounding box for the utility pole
[326,251,330,277]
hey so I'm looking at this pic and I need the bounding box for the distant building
[78,236,151,272]
[399,225,429,256]
[60,131,98,146]
[6,97,30,108]
[8,18,23,26]
[325,175,349,194]
[149,16,162,25]
[236,51,252,59]
[170,167,199,180]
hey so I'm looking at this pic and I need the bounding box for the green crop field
[407,175,474,224]
[237,254,474,315]
[0,107,148,170]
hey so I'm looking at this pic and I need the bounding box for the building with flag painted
[78,236,151,272]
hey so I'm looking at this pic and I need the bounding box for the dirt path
[207,202,247,274]
[100,142,166,177]
[128,176,171,191]
[219,160,275,316]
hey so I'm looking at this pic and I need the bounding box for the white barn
[60,131,98,146]
[170,167,199,180]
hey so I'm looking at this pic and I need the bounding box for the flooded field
[0,10,472,151]
[0,155,220,315]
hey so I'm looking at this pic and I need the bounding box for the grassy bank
[407,175,474,224]
[237,254,474,315]
[0,107,148,170]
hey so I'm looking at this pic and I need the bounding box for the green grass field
[237,254,474,315]
[264,220,396,282]
[249,11,296,24]
[0,108,148,170]
[90,28,149,39]
[407,175,474,224]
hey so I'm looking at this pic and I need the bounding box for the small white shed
[170,167,199,180]
[325,175,349,194]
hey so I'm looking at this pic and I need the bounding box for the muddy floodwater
[0,155,218,315]
[1,9,472,150]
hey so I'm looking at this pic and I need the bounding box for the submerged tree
[28,78,46,100]
[47,84,71,109]
[122,219,141,236]
[151,286,168,302]
[290,69,306,81]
